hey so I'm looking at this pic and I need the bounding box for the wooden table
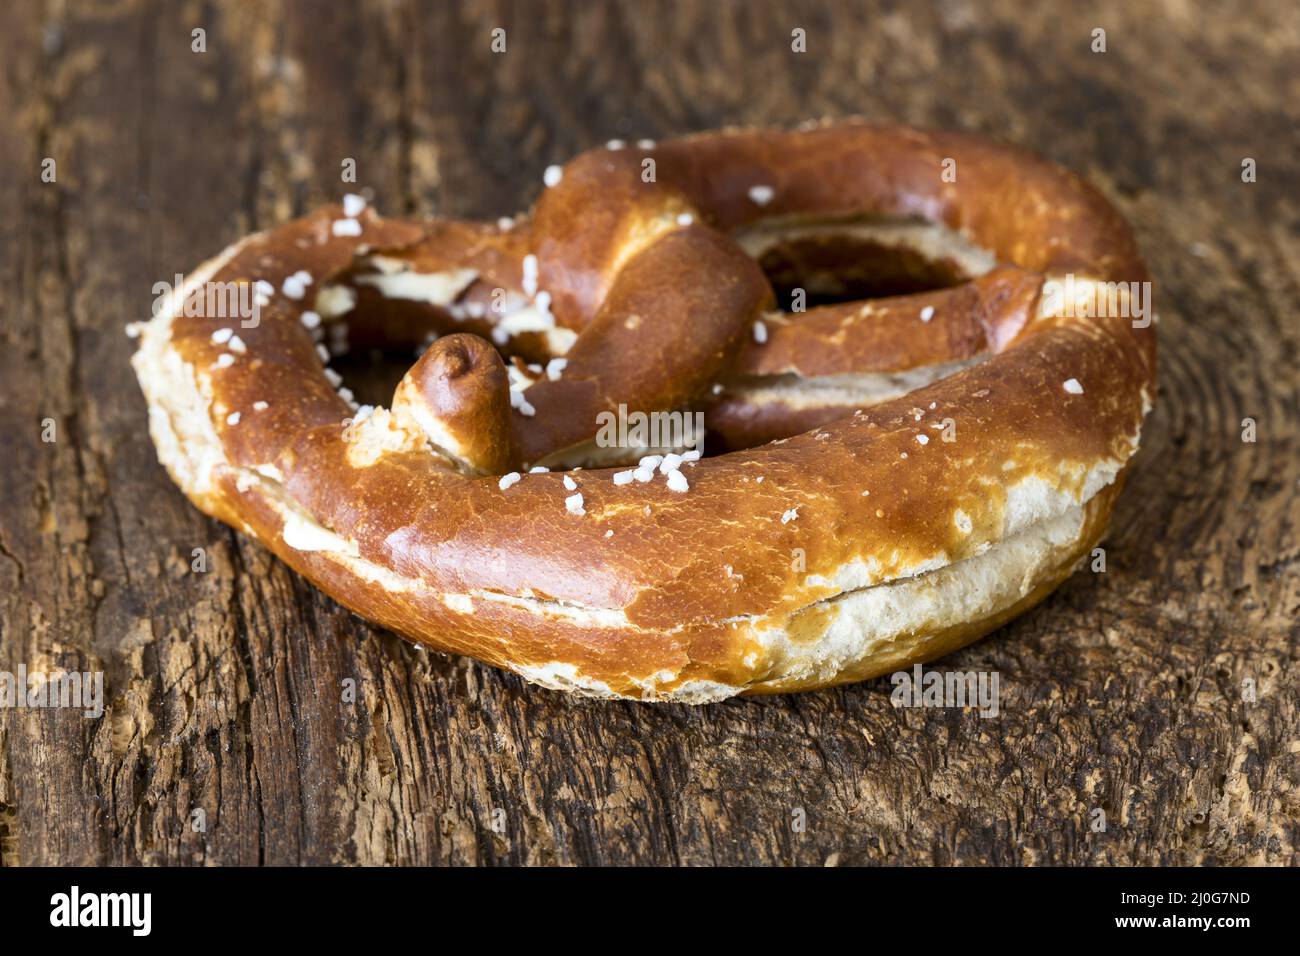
[1,0,1296,866]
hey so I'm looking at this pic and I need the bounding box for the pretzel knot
[132,122,1155,702]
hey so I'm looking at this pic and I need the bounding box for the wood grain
[0,0,1296,866]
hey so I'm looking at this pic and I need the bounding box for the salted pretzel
[131,122,1155,702]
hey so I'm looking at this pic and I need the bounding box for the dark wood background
[0,0,1296,866]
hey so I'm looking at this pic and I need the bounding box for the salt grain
[521,254,539,297]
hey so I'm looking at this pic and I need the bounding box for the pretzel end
[392,333,519,474]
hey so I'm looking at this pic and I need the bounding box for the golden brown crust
[512,225,770,463]
[131,122,1155,701]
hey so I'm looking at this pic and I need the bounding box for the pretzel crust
[132,122,1155,702]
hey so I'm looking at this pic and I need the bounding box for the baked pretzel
[131,122,1155,702]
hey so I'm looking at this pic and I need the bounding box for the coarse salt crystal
[509,387,536,417]
[499,472,521,490]
[521,254,539,297]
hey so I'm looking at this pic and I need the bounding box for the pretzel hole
[316,264,561,410]
[757,237,968,309]
[736,218,993,312]
[329,346,414,408]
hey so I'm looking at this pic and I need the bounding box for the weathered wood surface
[0,0,1296,866]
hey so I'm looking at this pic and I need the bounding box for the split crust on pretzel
[132,122,1155,702]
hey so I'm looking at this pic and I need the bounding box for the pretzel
[131,122,1155,702]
